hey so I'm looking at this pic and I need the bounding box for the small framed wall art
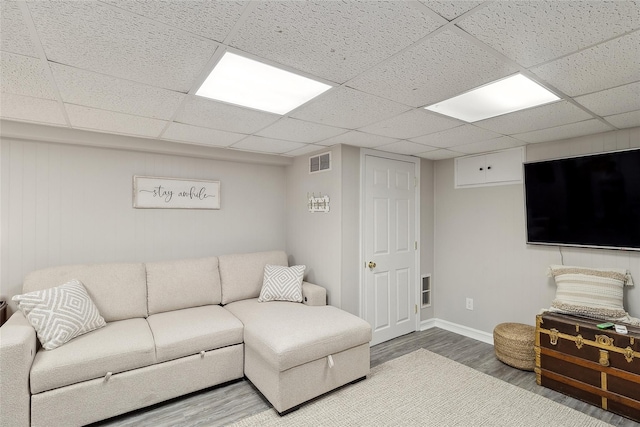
[133,176,220,209]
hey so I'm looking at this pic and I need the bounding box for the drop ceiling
[1,1,639,160]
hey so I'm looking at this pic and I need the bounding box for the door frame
[359,149,421,335]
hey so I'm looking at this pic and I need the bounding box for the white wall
[434,127,640,334]
[1,137,287,311]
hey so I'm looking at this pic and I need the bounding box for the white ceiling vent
[309,152,331,174]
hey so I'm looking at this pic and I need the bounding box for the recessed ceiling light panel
[424,74,560,122]
[196,52,332,115]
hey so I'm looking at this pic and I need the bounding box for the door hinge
[414,177,417,188]
[415,241,418,250]
[415,304,418,314]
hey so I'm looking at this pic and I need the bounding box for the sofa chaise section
[225,299,371,414]
[218,251,372,414]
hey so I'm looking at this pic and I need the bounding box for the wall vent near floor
[421,275,432,308]
[309,152,331,174]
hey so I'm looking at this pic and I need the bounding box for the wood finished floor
[91,328,639,427]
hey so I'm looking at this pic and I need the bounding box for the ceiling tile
[318,130,399,149]
[27,1,218,92]
[177,96,280,134]
[1,1,38,57]
[231,136,306,154]
[1,52,56,99]
[411,124,502,148]
[359,109,462,139]
[474,101,593,135]
[605,110,640,129]
[348,30,519,107]
[417,149,461,160]
[531,32,640,97]
[454,136,525,155]
[282,144,327,157]
[574,81,640,117]
[1,93,66,125]
[1,1,637,162]
[101,0,247,43]
[256,118,347,143]
[162,122,245,147]
[421,1,484,21]
[51,64,185,120]
[65,104,167,138]
[458,1,640,68]
[513,119,613,144]
[290,87,411,129]
[228,0,443,83]
[377,140,438,156]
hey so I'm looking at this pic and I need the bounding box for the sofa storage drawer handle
[200,351,205,359]
[327,354,334,368]
[104,372,113,383]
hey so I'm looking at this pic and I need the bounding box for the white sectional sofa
[0,250,372,426]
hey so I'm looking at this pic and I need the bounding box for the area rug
[231,348,611,426]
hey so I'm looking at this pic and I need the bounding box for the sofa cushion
[224,299,372,372]
[146,257,221,315]
[219,251,288,305]
[30,318,156,394]
[23,263,147,322]
[12,279,106,350]
[258,265,305,303]
[146,305,244,363]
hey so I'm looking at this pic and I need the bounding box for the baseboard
[420,318,494,345]
[419,318,437,331]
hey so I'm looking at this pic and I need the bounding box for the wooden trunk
[535,313,640,422]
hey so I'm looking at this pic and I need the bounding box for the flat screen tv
[524,149,640,251]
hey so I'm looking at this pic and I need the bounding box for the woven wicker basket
[493,323,536,371]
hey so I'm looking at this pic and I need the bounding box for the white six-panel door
[363,154,417,346]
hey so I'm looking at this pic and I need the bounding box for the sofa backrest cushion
[219,250,288,305]
[23,263,147,322]
[146,257,221,315]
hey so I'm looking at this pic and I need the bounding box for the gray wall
[285,145,343,306]
[420,159,435,320]
[284,144,431,318]
[13,121,633,338]
[1,137,287,311]
[340,144,361,315]
[283,143,361,312]
[433,127,640,334]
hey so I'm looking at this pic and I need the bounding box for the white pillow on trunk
[548,265,633,320]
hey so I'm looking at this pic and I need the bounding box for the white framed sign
[133,176,220,209]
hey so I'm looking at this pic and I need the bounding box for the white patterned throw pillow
[12,279,106,350]
[258,264,305,303]
[548,265,633,320]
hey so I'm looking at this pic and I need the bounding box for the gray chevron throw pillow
[13,279,106,350]
[258,264,305,303]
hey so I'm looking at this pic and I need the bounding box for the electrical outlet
[466,298,474,310]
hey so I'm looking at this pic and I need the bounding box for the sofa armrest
[0,311,37,427]
[302,281,327,306]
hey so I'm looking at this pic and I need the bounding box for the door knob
[368,261,377,269]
